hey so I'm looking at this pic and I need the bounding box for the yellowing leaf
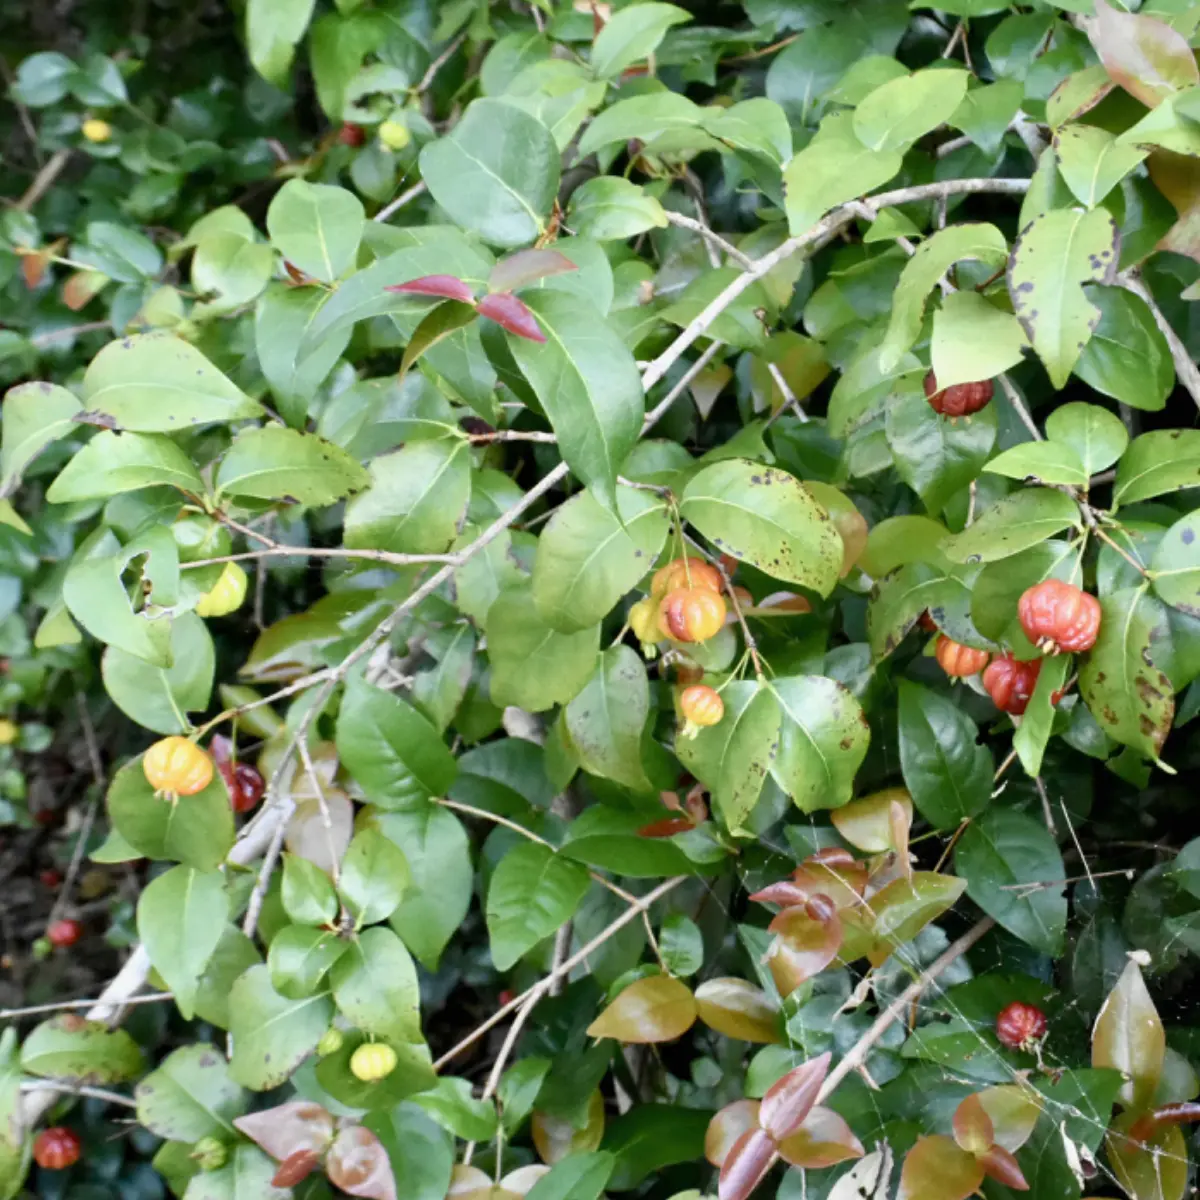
[587,975,697,1044]
[1093,959,1165,1112]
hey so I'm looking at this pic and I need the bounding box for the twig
[19,1081,136,1110]
[1034,776,1058,837]
[297,737,341,886]
[417,32,468,94]
[182,545,455,570]
[375,181,428,224]
[17,149,70,212]
[643,340,724,429]
[1119,269,1200,411]
[0,992,174,1020]
[468,430,558,444]
[30,322,109,347]
[433,877,686,1071]
[664,211,755,271]
[997,374,1043,441]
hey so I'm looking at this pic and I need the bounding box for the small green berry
[378,119,411,151]
[317,1027,345,1057]
[190,1137,227,1172]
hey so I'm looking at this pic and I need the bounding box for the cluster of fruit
[141,735,264,812]
[630,556,729,646]
[932,579,1101,715]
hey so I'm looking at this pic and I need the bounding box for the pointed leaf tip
[478,291,547,342]
[385,274,476,303]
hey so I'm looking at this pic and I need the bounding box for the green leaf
[1079,587,1174,763]
[853,68,970,152]
[532,484,669,633]
[47,430,204,503]
[591,3,689,77]
[246,0,316,86]
[377,805,472,970]
[266,180,363,283]
[192,928,262,1031]
[1044,401,1128,476]
[107,757,235,870]
[485,841,590,971]
[1007,207,1120,388]
[951,78,1024,153]
[192,232,275,317]
[344,438,471,554]
[783,113,903,235]
[942,488,1082,563]
[12,51,75,106]
[364,1105,453,1200]
[956,808,1067,955]
[412,1077,498,1142]
[215,425,369,506]
[768,675,869,813]
[931,292,1029,390]
[281,853,338,926]
[20,1016,144,1083]
[567,177,668,242]
[565,646,652,791]
[135,1044,247,1141]
[1013,652,1070,777]
[505,290,643,513]
[676,679,781,834]
[880,223,1009,370]
[1114,429,1200,507]
[868,561,954,659]
[268,924,348,999]
[660,268,771,352]
[984,440,1088,487]
[82,334,263,430]
[898,680,992,829]
[487,581,600,712]
[1072,284,1173,411]
[338,827,411,926]
[680,458,843,595]
[255,285,352,420]
[411,624,475,732]
[560,808,702,878]
[419,98,560,248]
[181,1144,289,1200]
[604,1104,710,1190]
[526,1151,615,1200]
[335,678,458,810]
[400,300,478,381]
[1054,124,1148,207]
[138,865,230,1019]
[886,388,998,512]
[102,612,214,735]
[0,381,82,495]
[329,925,423,1044]
[1151,510,1200,617]
[227,964,333,1090]
[659,914,704,978]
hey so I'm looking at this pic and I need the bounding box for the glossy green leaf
[1044,401,1129,476]
[1114,430,1200,507]
[525,1152,615,1200]
[329,925,423,1045]
[338,827,411,926]
[227,965,333,1090]
[412,1076,498,1142]
[984,440,1088,487]
[942,488,1082,563]
[854,68,970,152]
[266,180,363,283]
[281,853,338,927]
[565,646,652,791]
[135,1044,247,1141]
[591,3,689,78]
[215,425,368,506]
[1151,510,1200,617]
[48,431,203,502]
[246,0,315,86]
[567,177,668,242]
[1073,285,1173,411]
[21,1016,144,1083]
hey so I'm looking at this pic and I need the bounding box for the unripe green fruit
[191,1136,227,1171]
[317,1027,344,1057]
[350,1041,397,1082]
[378,119,411,151]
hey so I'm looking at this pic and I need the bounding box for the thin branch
[468,430,558,444]
[664,211,755,271]
[375,181,428,224]
[1034,776,1058,837]
[0,992,174,1021]
[433,877,685,1071]
[1119,269,1200,411]
[31,322,109,347]
[417,32,467,94]
[17,148,70,212]
[997,374,1043,441]
[643,340,724,430]
[182,545,455,570]
[19,1081,136,1110]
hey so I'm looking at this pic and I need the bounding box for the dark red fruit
[1018,579,1102,654]
[337,123,365,147]
[924,370,994,417]
[996,1000,1048,1050]
[47,919,82,948]
[918,611,938,632]
[39,868,62,888]
[231,763,265,814]
[33,1127,81,1170]
[982,654,1042,715]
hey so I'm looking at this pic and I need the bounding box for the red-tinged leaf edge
[758,1052,831,1142]
[233,1102,335,1162]
[272,1149,322,1188]
[979,1145,1029,1191]
[488,248,579,293]
[719,1128,777,1200]
[385,274,476,304]
[326,1126,398,1200]
[477,291,546,343]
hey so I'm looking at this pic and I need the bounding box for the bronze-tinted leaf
[831,788,913,854]
[477,292,546,343]
[768,906,843,996]
[271,1149,321,1188]
[233,1101,334,1161]
[694,978,782,1044]
[1092,959,1165,1112]
[952,1093,995,1156]
[326,1126,398,1200]
[776,1105,864,1170]
[865,872,967,967]
[1107,1111,1188,1200]
[531,1089,605,1164]
[498,1165,551,1196]
[586,974,697,1044]
[976,1084,1042,1152]
[384,274,476,303]
[447,1165,495,1199]
[718,1128,776,1200]
[897,1135,985,1200]
[979,1145,1029,1191]
[758,1052,831,1142]
[1084,0,1198,109]
[489,249,578,292]
[705,1099,761,1167]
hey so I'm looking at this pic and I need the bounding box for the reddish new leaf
[767,905,843,997]
[477,291,546,342]
[831,788,913,854]
[776,1106,864,1170]
[758,1052,831,1142]
[1085,0,1198,109]
[326,1126,398,1200]
[272,1150,322,1188]
[976,1084,1042,1152]
[384,274,476,303]
[718,1128,777,1200]
[489,248,578,292]
[233,1101,334,1162]
[952,1093,995,1156]
[979,1145,1029,1191]
[898,1135,985,1200]
[705,1099,761,1167]
[637,816,696,838]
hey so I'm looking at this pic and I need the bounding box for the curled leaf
[326,1125,398,1200]
[384,275,476,303]
[586,974,697,1043]
[758,1052,831,1142]
[978,1145,1029,1191]
[718,1128,776,1200]
[477,292,546,343]
[705,1099,761,1167]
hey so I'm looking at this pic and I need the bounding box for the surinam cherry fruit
[935,635,990,679]
[652,557,723,598]
[679,685,724,737]
[230,763,265,813]
[1018,579,1101,654]
[349,1042,398,1082]
[660,586,726,643]
[33,1127,81,1170]
[629,596,661,645]
[337,122,366,147]
[81,118,111,143]
[143,736,214,798]
[996,1000,1048,1051]
[982,654,1041,716]
[923,370,994,418]
[47,919,81,948]
[196,562,248,618]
